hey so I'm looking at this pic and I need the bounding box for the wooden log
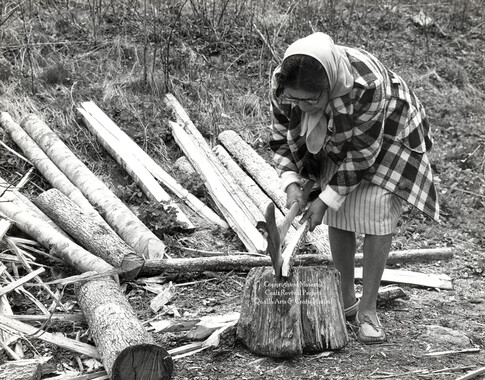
[174,156,196,175]
[0,359,42,380]
[164,94,261,227]
[20,114,166,260]
[0,175,67,237]
[218,129,331,255]
[77,105,194,230]
[214,145,280,219]
[169,121,267,252]
[0,167,35,240]
[34,189,145,279]
[237,266,348,357]
[0,185,113,274]
[79,101,227,229]
[140,247,453,276]
[211,146,264,224]
[76,275,173,379]
[0,112,104,225]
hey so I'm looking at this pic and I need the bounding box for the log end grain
[111,344,174,380]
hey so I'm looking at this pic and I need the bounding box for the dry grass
[0,0,484,230]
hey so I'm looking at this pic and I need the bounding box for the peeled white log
[213,145,275,222]
[0,112,103,224]
[218,130,331,255]
[0,178,113,274]
[169,121,267,253]
[0,175,67,237]
[79,101,227,229]
[20,114,166,259]
[164,94,262,226]
[77,105,194,230]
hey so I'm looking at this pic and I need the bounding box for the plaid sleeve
[327,84,387,196]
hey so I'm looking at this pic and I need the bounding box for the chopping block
[237,266,348,358]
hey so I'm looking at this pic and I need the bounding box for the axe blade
[264,202,283,280]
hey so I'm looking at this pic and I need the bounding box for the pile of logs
[0,95,455,378]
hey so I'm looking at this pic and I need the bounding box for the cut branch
[0,314,100,359]
[0,267,45,298]
[20,114,166,259]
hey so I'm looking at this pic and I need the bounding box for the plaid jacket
[270,47,439,221]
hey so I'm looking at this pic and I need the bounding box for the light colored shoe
[344,298,360,320]
[356,312,386,345]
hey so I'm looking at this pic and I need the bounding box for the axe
[264,180,315,280]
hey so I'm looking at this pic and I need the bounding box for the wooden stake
[281,222,309,277]
[79,101,228,229]
[20,114,166,260]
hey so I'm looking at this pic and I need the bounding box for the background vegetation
[0,1,484,378]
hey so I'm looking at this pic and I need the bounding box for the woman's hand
[285,183,307,213]
[300,198,328,232]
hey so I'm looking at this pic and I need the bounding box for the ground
[0,1,484,379]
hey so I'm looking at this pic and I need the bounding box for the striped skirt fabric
[319,157,402,235]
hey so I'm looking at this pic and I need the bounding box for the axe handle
[279,180,315,240]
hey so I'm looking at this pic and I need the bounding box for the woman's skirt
[319,157,402,235]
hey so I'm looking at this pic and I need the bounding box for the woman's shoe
[344,298,360,320]
[355,311,386,344]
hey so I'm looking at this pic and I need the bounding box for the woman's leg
[328,226,357,308]
[359,233,393,325]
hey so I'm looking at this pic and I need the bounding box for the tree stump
[237,266,348,357]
